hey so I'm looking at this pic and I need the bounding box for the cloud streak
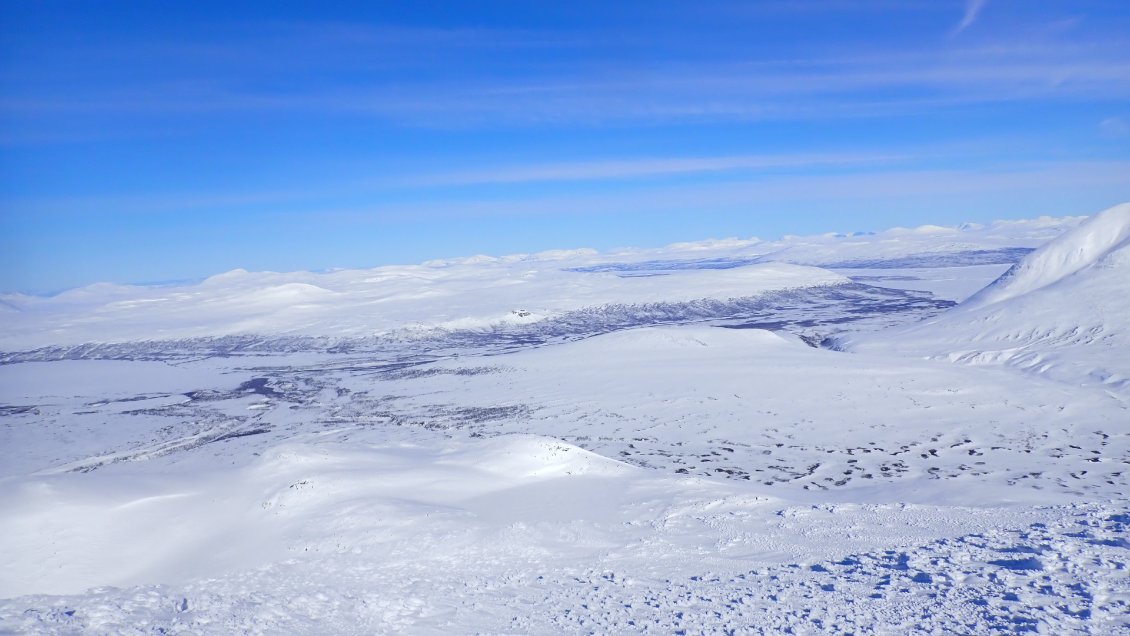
[5,37,1127,131]
[0,151,910,218]
[268,160,1129,245]
[408,153,909,187]
[953,0,989,34]
[7,157,1128,223]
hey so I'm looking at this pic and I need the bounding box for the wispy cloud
[5,35,1127,131]
[409,153,908,187]
[0,151,909,217]
[261,159,1130,230]
[953,0,989,35]
[1099,116,1130,137]
[8,156,1128,222]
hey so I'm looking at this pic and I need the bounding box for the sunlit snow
[0,209,1126,634]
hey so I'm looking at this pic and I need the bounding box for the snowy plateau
[1,204,1128,635]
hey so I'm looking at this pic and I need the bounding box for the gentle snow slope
[0,209,1126,634]
[0,214,1081,351]
[0,436,637,597]
[2,324,1126,633]
[0,263,845,349]
[367,325,1128,503]
[851,202,1130,391]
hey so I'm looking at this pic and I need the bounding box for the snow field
[0,208,1127,633]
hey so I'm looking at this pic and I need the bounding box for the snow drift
[0,436,636,597]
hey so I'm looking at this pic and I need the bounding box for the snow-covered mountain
[1,209,1126,634]
[964,203,1130,309]
[0,215,1079,354]
[849,203,1130,392]
[0,263,846,350]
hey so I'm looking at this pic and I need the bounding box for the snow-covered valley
[1,209,1127,634]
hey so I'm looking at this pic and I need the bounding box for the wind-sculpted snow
[3,503,1125,634]
[2,211,1127,634]
[965,203,1130,309]
[851,203,1130,392]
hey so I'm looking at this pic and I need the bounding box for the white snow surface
[0,263,844,349]
[1,210,1127,635]
[0,214,1079,350]
[964,203,1130,308]
[851,203,1130,392]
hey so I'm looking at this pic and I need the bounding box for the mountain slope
[0,263,847,350]
[850,202,1130,392]
[0,214,1082,352]
[963,202,1130,309]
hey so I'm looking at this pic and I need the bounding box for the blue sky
[2,1,1128,293]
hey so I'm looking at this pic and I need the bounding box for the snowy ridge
[0,283,956,363]
[850,203,1130,392]
[0,436,633,598]
[0,215,1078,351]
[963,203,1130,309]
[0,263,846,350]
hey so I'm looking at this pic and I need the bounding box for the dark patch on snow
[988,558,1044,571]
[238,378,282,398]
[820,247,1035,269]
[563,247,1033,276]
[211,427,272,442]
[0,283,955,363]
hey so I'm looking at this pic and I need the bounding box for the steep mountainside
[850,203,1130,392]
